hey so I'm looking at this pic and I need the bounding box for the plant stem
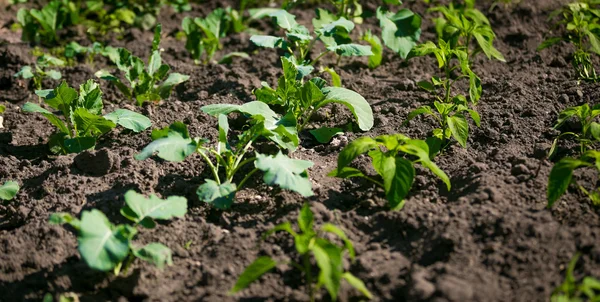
[237,168,259,190]
[198,150,221,184]
[309,50,331,66]
[229,157,256,181]
[303,253,314,302]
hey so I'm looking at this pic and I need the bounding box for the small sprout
[184,241,193,250]
[329,134,451,210]
[551,253,600,301]
[23,80,151,154]
[64,42,107,67]
[230,203,372,301]
[549,103,600,158]
[14,54,64,94]
[49,190,187,274]
[0,181,20,201]
[96,24,190,106]
[547,150,600,208]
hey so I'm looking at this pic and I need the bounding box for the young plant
[551,253,600,301]
[181,9,230,64]
[329,134,451,210]
[547,150,600,207]
[429,0,505,64]
[251,10,372,69]
[14,54,65,93]
[225,2,278,34]
[65,42,106,67]
[0,181,19,201]
[23,80,151,154]
[405,40,482,152]
[84,6,136,39]
[549,103,600,158]
[49,190,187,275]
[96,24,190,105]
[376,3,422,59]
[230,203,372,301]
[16,0,78,45]
[135,112,313,209]
[539,2,600,81]
[329,0,364,23]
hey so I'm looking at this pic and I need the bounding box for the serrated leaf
[230,256,277,294]
[0,181,19,201]
[104,109,151,133]
[197,179,237,209]
[255,152,314,197]
[120,190,187,228]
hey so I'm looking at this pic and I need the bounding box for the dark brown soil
[1,0,599,301]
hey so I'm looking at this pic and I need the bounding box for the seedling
[14,54,64,94]
[16,0,77,45]
[23,80,151,154]
[84,6,136,39]
[539,2,600,81]
[547,150,600,207]
[0,181,19,201]
[230,203,372,301]
[429,0,505,64]
[247,56,373,144]
[96,24,190,105]
[251,10,372,68]
[329,134,450,210]
[551,253,600,301]
[65,42,106,67]
[328,0,363,23]
[225,2,278,34]
[549,103,600,158]
[182,9,231,64]
[135,113,313,209]
[376,4,422,59]
[405,40,481,152]
[50,190,187,274]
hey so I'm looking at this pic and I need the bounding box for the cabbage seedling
[0,181,19,201]
[135,113,313,209]
[23,80,151,154]
[549,103,600,158]
[49,190,187,275]
[230,203,372,301]
[16,0,77,46]
[182,9,230,64]
[547,150,600,208]
[329,134,450,210]
[14,54,64,94]
[96,24,190,105]
[376,3,422,59]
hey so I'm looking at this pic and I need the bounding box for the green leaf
[312,240,343,301]
[229,256,277,294]
[197,180,237,209]
[133,242,173,269]
[447,114,469,148]
[547,158,591,207]
[320,223,355,260]
[0,181,19,201]
[254,152,314,197]
[537,37,562,51]
[45,81,78,117]
[218,52,250,64]
[337,136,378,169]
[377,8,422,59]
[321,67,342,87]
[310,127,343,143]
[401,139,451,190]
[49,212,80,230]
[22,102,69,134]
[250,35,284,48]
[343,272,373,299]
[404,106,434,124]
[135,123,198,162]
[591,122,600,141]
[362,30,383,69]
[158,73,190,99]
[269,10,298,30]
[298,203,314,234]
[72,108,116,136]
[318,87,374,131]
[64,137,97,153]
[379,156,415,210]
[78,80,103,115]
[120,190,187,228]
[104,109,151,133]
[14,66,34,79]
[77,209,136,271]
[327,44,373,57]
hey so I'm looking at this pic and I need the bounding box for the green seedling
[539,2,600,81]
[328,0,363,23]
[547,150,600,207]
[96,24,190,105]
[251,9,372,68]
[225,2,278,34]
[429,0,505,64]
[135,115,313,209]
[376,3,422,59]
[65,42,107,67]
[50,190,187,275]
[551,253,600,301]
[23,80,151,154]
[16,0,78,46]
[14,54,65,94]
[362,30,383,69]
[230,203,372,301]
[329,134,450,210]
[550,103,600,158]
[83,6,136,39]
[0,181,20,201]
[251,56,373,145]
[182,8,231,64]
[405,40,481,152]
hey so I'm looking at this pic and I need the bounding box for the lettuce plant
[135,112,313,209]
[251,10,372,68]
[50,190,187,274]
[551,253,600,301]
[539,2,600,81]
[405,40,481,152]
[549,103,600,158]
[96,24,190,105]
[14,54,64,93]
[23,80,151,154]
[0,181,19,201]
[329,134,450,210]
[231,203,372,301]
[547,150,600,207]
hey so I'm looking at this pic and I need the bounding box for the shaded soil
[1,0,600,301]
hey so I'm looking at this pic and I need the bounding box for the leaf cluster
[96,25,190,106]
[550,103,600,158]
[547,150,600,208]
[65,41,109,67]
[14,54,65,91]
[551,253,600,302]
[50,190,187,274]
[231,203,372,301]
[376,3,422,60]
[16,0,79,46]
[329,134,450,210]
[23,80,151,154]
[182,8,231,64]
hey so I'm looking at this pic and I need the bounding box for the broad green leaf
[72,108,116,136]
[318,18,355,36]
[343,272,373,299]
[447,114,469,148]
[23,102,69,134]
[401,139,451,190]
[229,256,277,294]
[135,124,198,162]
[377,8,422,59]
[327,166,367,179]
[269,10,298,30]
[133,242,173,269]
[473,32,505,62]
[337,136,378,168]
[248,8,280,20]
[14,66,34,79]
[196,179,237,209]
[120,190,187,228]
[46,70,62,80]
[64,137,97,153]
[77,209,136,271]
[255,152,314,197]
[318,87,374,131]
[78,80,103,115]
[591,122,600,141]
[363,30,383,69]
[298,203,314,234]
[312,239,343,301]
[547,158,591,207]
[405,106,434,124]
[321,67,342,87]
[49,212,80,230]
[327,44,373,56]
[0,181,19,201]
[45,81,78,117]
[158,73,190,99]
[104,109,151,133]
[310,127,343,143]
[537,37,563,51]
[250,35,284,48]
[379,156,415,210]
[148,51,162,77]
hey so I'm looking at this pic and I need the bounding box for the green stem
[229,157,256,181]
[298,107,316,132]
[198,150,221,184]
[303,253,314,302]
[236,168,259,190]
[309,50,331,66]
